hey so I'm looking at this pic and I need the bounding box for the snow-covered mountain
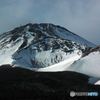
[1,23,100,85]
[0,23,96,69]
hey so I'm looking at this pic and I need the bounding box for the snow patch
[95,80,100,85]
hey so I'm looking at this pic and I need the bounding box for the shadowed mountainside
[0,65,100,99]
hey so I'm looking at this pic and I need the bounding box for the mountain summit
[0,23,96,69]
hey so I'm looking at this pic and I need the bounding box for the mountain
[0,23,100,99]
[0,23,96,69]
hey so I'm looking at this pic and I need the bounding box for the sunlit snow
[95,80,100,85]
[0,39,23,66]
[66,51,100,79]
[38,54,82,72]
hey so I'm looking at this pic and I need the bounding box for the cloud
[0,0,33,31]
[0,0,100,45]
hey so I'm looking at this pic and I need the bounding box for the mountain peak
[4,23,96,47]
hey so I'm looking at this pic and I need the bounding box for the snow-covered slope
[67,50,100,85]
[0,33,24,65]
[95,80,100,85]
[38,53,82,72]
[12,38,84,69]
[0,23,95,69]
[66,51,100,78]
[37,46,100,84]
[28,23,96,47]
[37,50,100,79]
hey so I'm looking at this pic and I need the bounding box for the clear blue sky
[0,0,100,45]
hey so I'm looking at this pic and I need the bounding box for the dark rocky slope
[0,65,100,99]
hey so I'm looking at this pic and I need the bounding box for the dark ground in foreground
[0,65,100,100]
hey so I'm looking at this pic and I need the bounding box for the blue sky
[0,0,100,45]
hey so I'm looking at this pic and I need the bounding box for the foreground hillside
[0,65,100,100]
